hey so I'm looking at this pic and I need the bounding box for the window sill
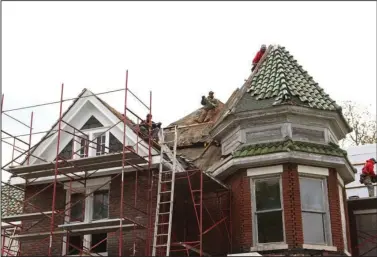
[302,244,337,252]
[250,243,288,251]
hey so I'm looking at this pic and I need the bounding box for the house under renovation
[1,44,364,256]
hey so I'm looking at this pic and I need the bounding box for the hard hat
[261,44,267,49]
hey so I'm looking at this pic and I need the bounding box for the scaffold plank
[7,152,147,177]
[11,223,139,241]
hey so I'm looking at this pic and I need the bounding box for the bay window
[299,177,331,245]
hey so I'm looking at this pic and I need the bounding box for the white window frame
[299,175,332,246]
[250,174,286,246]
[62,178,110,256]
[73,128,110,159]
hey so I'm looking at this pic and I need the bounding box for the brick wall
[282,164,303,249]
[21,183,65,256]
[108,171,157,256]
[327,168,344,251]
[225,169,252,253]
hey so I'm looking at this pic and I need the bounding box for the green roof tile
[247,45,341,111]
[233,140,352,169]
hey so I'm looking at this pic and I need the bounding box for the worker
[360,158,377,197]
[195,91,219,123]
[251,44,267,72]
[139,114,161,142]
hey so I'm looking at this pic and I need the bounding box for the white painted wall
[345,144,377,198]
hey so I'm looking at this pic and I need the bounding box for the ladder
[152,126,178,256]
[2,226,19,256]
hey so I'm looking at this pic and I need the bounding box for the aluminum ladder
[152,126,178,256]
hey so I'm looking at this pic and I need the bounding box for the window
[91,233,107,253]
[70,193,85,222]
[93,191,109,220]
[299,177,330,245]
[67,235,84,255]
[96,135,106,156]
[64,181,110,255]
[253,177,284,244]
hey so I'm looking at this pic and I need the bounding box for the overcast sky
[1,1,376,181]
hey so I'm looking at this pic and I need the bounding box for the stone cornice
[210,151,355,184]
[210,105,350,141]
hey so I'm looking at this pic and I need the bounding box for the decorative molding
[297,165,329,177]
[247,165,283,177]
[210,105,349,143]
[302,244,337,252]
[250,243,288,252]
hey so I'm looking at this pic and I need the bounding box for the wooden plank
[12,224,139,240]
[9,152,146,178]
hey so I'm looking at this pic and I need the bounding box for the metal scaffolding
[1,71,231,256]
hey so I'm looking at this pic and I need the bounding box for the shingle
[233,139,352,168]
[1,185,24,217]
[248,45,340,111]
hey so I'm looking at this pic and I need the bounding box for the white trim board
[25,89,157,167]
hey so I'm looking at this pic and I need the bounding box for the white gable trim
[26,90,157,166]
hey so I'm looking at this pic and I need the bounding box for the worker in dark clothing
[139,114,161,142]
[251,44,267,72]
[360,158,377,197]
[195,91,219,123]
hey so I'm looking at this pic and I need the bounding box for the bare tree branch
[340,101,377,146]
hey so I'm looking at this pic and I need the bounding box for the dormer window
[96,134,106,156]
[79,137,88,158]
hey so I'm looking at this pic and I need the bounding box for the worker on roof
[360,158,377,197]
[195,91,219,123]
[139,114,161,142]
[251,44,267,72]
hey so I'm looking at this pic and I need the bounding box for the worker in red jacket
[360,158,376,197]
[251,44,267,72]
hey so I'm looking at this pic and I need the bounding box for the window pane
[255,178,281,211]
[96,135,106,156]
[300,177,325,211]
[302,212,326,244]
[257,211,284,243]
[68,235,83,255]
[80,138,88,158]
[93,191,109,220]
[70,193,85,222]
[91,233,107,253]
